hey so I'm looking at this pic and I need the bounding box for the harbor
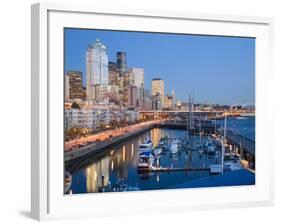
[65,115,255,194]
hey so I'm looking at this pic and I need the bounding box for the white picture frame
[31,2,274,221]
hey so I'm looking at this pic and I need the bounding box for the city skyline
[64,28,255,105]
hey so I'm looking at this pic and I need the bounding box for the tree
[71,102,80,109]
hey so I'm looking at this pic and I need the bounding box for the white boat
[137,154,154,172]
[170,140,179,154]
[138,137,153,152]
[210,164,223,174]
[224,158,242,171]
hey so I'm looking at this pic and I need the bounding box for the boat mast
[214,112,217,135]
[189,94,193,134]
[240,140,243,160]
[221,136,224,174]
[199,115,202,145]
[223,114,227,143]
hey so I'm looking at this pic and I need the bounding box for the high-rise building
[129,67,144,88]
[108,61,118,86]
[116,52,127,73]
[86,39,109,101]
[151,78,165,109]
[164,95,173,108]
[65,74,70,101]
[127,85,139,108]
[152,93,162,110]
[171,90,176,108]
[66,70,84,100]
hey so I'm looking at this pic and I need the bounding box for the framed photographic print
[31,2,274,221]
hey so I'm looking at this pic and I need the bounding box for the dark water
[70,128,221,194]
[215,116,255,141]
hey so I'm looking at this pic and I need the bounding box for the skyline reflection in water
[70,128,216,194]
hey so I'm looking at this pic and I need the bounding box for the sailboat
[170,139,180,154]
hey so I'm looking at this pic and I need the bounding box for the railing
[225,130,255,155]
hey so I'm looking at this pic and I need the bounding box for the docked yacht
[170,139,180,154]
[138,137,153,152]
[224,155,242,171]
[137,152,154,172]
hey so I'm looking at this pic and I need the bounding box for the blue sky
[64,28,255,105]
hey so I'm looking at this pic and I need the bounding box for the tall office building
[129,67,144,88]
[164,95,173,108]
[116,52,127,73]
[171,90,176,108]
[65,74,70,101]
[151,78,165,109]
[127,85,139,108]
[86,39,109,101]
[66,70,84,100]
[108,61,118,86]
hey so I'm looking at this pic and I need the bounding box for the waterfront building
[86,39,109,101]
[116,51,127,73]
[124,110,139,124]
[151,78,165,109]
[66,70,84,100]
[64,108,139,131]
[129,67,144,88]
[64,109,94,131]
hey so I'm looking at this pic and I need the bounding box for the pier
[138,167,210,173]
[224,130,255,155]
[156,121,216,133]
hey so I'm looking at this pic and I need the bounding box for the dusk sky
[64,28,255,105]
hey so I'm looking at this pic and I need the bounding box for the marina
[65,116,255,194]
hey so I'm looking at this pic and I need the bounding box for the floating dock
[138,166,210,173]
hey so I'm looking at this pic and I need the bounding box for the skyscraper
[108,61,118,86]
[164,95,173,108]
[116,52,127,73]
[66,70,84,100]
[86,39,109,101]
[129,67,144,88]
[171,90,176,108]
[65,74,70,101]
[127,85,139,108]
[151,78,165,109]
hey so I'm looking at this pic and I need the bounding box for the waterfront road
[65,120,161,151]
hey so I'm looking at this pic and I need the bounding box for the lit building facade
[66,70,84,100]
[151,78,165,109]
[86,39,109,101]
[64,108,139,131]
[164,95,173,108]
[108,61,118,86]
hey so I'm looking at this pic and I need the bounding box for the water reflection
[71,128,213,194]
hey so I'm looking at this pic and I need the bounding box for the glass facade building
[86,39,109,101]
